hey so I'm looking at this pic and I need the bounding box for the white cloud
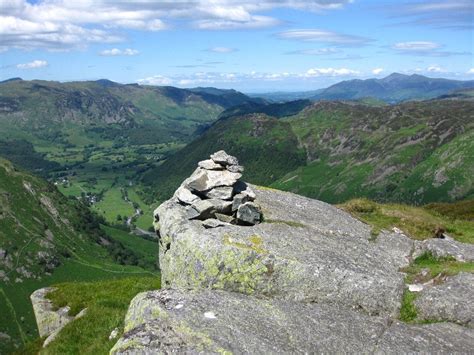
[137,75,173,86]
[389,0,473,30]
[277,29,371,46]
[16,60,48,69]
[391,41,469,57]
[0,0,350,51]
[467,68,474,74]
[304,67,360,77]
[287,47,341,55]
[208,47,236,53]
[426,65,445,73]
[100,48,139,56]
[392,41,440,51]
[195,15,280,30]
[372,68,384,75]
[137,67,361,87]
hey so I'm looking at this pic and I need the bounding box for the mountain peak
[381,72,410,82]
[0,77,23,84]
[95,79,119,87]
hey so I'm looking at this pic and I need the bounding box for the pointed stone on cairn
[173,150,261,227]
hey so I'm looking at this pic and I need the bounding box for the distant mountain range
[250,73,474,103]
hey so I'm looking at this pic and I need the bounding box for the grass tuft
[399,290,418,322]
[401,252,474,284]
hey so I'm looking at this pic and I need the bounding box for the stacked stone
[173,150,262,227]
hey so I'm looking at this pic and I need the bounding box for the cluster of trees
[73,202,156,269]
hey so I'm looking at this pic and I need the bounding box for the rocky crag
[112,151,473,353]
[30,288,87,348]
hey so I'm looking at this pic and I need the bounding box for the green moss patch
[401,252,474,285]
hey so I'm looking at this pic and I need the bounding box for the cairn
[173,150,262,228]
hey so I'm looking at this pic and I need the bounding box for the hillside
[145,97,474,205]
[141,113,306,202]
[0,79,257,146]
[0,158,158,353]
[274,99,474,204]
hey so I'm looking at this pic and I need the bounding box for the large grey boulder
[414,272,474,327]
[375,321,474,353]
[155,185,412,316]
[111,289,474,355]
[118,151,474,354]
[413,237,474,262]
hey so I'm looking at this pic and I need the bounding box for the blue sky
[0,0,473,91]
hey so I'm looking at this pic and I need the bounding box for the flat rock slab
[376,321,474,353]
[30,287,73,338]
[413,237,474,262]
[414,272,474,327]
[156,185,414,316]
[111,289,474,354]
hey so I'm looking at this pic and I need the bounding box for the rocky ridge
[111,152,473,353]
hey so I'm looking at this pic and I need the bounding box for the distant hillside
[0,79,258,146]
[247,89,323,102]
[141,113,306,202]
[275,99,474,203]
[0,158,157,353]
[311,73,474,103]
[219,99,312,119]
[145,97,474,204]
[435,88,474,101]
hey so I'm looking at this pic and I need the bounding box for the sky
[0,0,473,91]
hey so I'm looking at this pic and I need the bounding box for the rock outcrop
[31,287,87,347]
[413,237,474,262]
[112,152,474,354]
[414,272,474,327]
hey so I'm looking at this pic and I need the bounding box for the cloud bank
[0,0,350,51]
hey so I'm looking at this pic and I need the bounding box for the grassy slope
[38,277,161,355]
[340,198,474,243]
[0,158,158,353]
[272,99,474,204]
[142,113,307,202]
